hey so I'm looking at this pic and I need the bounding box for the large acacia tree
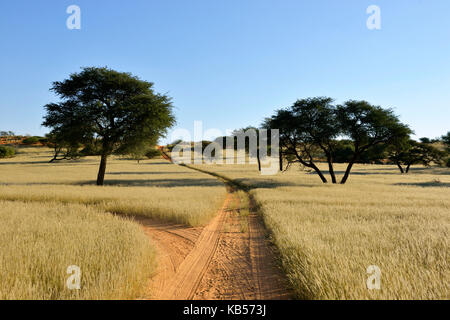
[336,100,412,183]
[263,97,340,183]
[263,97,411,184]
[43,67,175,185]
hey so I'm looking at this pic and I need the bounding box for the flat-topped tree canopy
[42,67,176,185]
[263,97,412,184]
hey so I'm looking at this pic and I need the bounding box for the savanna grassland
[192,161,450,299]
[0,147,226,299]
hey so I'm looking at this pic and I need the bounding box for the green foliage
[359,143,388,164]
[388,139,446,173]
[336,101,412,152]
[22,136,40,145]
[45,132,80,162]
[442,131,450,152]
[79,140,102,156]
[38,137,49,144]
[419,137,431,144]
[263,97,412,183]
[263,97,340,182]
[167,139,183,152]
[0,146,15,158]
[332,140,354,163]
[145,148,161,159]
[42,67,176,184]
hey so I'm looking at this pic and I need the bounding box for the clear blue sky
[1,0,449,142]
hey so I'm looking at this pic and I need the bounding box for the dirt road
[138,156,291,300]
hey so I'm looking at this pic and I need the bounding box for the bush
[145,148,161,159]
[22,136,40,145]
[0,146,15,158]
[446,158,450,168]
[38,137,49,145]
[79,142,101,156]
[332,140,354,163]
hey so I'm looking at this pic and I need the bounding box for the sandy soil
[138,189,291,300]
[138,152,291,299]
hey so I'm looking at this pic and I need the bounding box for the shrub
[145,148,161,159]
[0,146,15,158]
[38,137,49,145]
[22,136,40,145]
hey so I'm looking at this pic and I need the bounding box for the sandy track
[138,155,291,299]
[138,189,291,300]
[136,218,202,299]
[192,191,291,300]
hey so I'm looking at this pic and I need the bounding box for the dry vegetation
[0,147,226,299]
[192,161,450,299]
[0,147,226,226]
[2,146,448,299]
[0,201,155,299]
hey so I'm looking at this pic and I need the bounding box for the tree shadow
[107,171,182,175]
[319,167,450,176]
[395,181,450,188]
[235,178,309,189]
[142,161,172,165]
[0,160,50,165]
[76,178,224,188]
[320,170,395,176]
[406,167,450,175]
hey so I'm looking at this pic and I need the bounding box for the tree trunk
[279,153,283,172]
[340,152,361,184]
[256,148,261,172]
[405,164,411,173]
[96,153,108,186]
[396,162,404,174]
[340,162,354,184]
[326,155,337,183]
[310,162,328,183]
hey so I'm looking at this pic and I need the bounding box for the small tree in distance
[43,67,175,185]
[388,139,445,173]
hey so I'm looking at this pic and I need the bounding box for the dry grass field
[193,161,450,299]
[0,201,155,299]
[0,147,226,299]
[0,147,226,226]
[1,147,448,300]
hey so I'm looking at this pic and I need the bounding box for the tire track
[138,152,292,300]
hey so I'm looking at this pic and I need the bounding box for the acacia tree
[336,101,412,184]
[46,131,80,162]
[231,127,262,171]
[43,67,175,185]
[263,97,340,183]
[442,132,450,151]
[388,139,444,173]
[442,132,450,167]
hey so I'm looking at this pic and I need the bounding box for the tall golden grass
[0,147,226,226]
[0,201,155,299]
[193,162,450,299]
[0,147,226,299]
